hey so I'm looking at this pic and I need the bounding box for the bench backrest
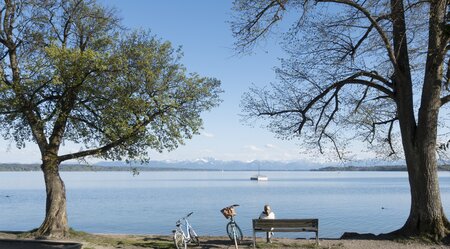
[253,219,318,231]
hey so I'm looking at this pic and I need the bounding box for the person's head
[264,205,271,214]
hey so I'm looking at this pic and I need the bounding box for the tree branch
[303,74,394,116]
[3,1,48,151]
[317,0,398,69]
[68,115,105,134]
[57,109,165,162]
[444,57,450,91]
[253,73,395,137]
[234,0,284,48]
[48,68,100,151]
[353,85,369,113]
[319,88,340,139]
[315,86,341,133]
[340,14,391,61]
[441,94,450,106]
[387,118,396,156]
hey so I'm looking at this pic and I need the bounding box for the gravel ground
[79,234,450,249]
[2,232,449,249]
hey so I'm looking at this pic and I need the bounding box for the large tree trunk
[388,0,450,241]
[399,145,450,240]
[35,157,69,239]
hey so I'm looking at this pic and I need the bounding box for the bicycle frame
[175,213,193,242]
[173,212,199,249]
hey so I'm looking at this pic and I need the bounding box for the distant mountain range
[1,158,448,172]
[94,158,322,171]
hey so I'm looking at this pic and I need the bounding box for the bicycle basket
[220,206,236,218]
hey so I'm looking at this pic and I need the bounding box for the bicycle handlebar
[176,212,194,224]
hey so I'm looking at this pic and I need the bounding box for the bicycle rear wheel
[226,222,243,244]
[173,230,186,249]
[189,227,200,246]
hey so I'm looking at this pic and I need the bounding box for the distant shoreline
[1,163,449,172]
[0,164,215,172]
[313,165,450,171]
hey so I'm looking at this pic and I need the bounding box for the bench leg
[315,231,319,245]
[253,230,256,249]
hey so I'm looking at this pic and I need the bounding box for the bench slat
[254,222,317,228]
[261,228,317,233]
[252,218,319,249]
[255,227,318,232]
[253,219,318,223]
[253,219,318,229]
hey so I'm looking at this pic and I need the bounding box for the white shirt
[259,211,275,219]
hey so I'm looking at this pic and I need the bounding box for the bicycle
[220,204,243,248]
[172,212,200,249]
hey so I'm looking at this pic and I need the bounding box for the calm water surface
[1,171,450,238]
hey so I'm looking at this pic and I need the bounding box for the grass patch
[67,228,175,248]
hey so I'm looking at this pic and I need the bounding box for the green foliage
[0,0,222,163]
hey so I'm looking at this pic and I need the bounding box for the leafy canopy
[0,0,222,162]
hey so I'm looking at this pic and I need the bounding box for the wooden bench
[252,219,319,248]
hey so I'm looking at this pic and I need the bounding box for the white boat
[250,174,268,181]
[250,167,268,181]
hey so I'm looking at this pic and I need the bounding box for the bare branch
[444,57,450,91]
[325,132,344,160]
[233,0,286,50]
[315,86,341,132]
[275,0,287,10]
[387,118,396,156]
[354,86,370,113]
[317,0,398,69]
[340,14,391,62]
[441,95,450,106]
[318,88,340,141]
[258,109,301,116]
[251,72,395,140]
[304,74,394,117]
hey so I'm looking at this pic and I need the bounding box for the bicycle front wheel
[189,227,200,246]
[173,230,186,249]
[226,222,243,244]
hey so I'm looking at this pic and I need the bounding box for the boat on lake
[250,174,268,181]
[250,167,268,181]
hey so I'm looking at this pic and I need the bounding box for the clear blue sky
[0,1,369,164]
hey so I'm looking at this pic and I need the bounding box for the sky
[0,1,366,164]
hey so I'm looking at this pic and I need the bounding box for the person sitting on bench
[258,204,275,242]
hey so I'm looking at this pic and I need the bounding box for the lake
[1,171,450,238]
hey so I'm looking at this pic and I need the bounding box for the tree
[232,0,450,240]
[0,0,221,238]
